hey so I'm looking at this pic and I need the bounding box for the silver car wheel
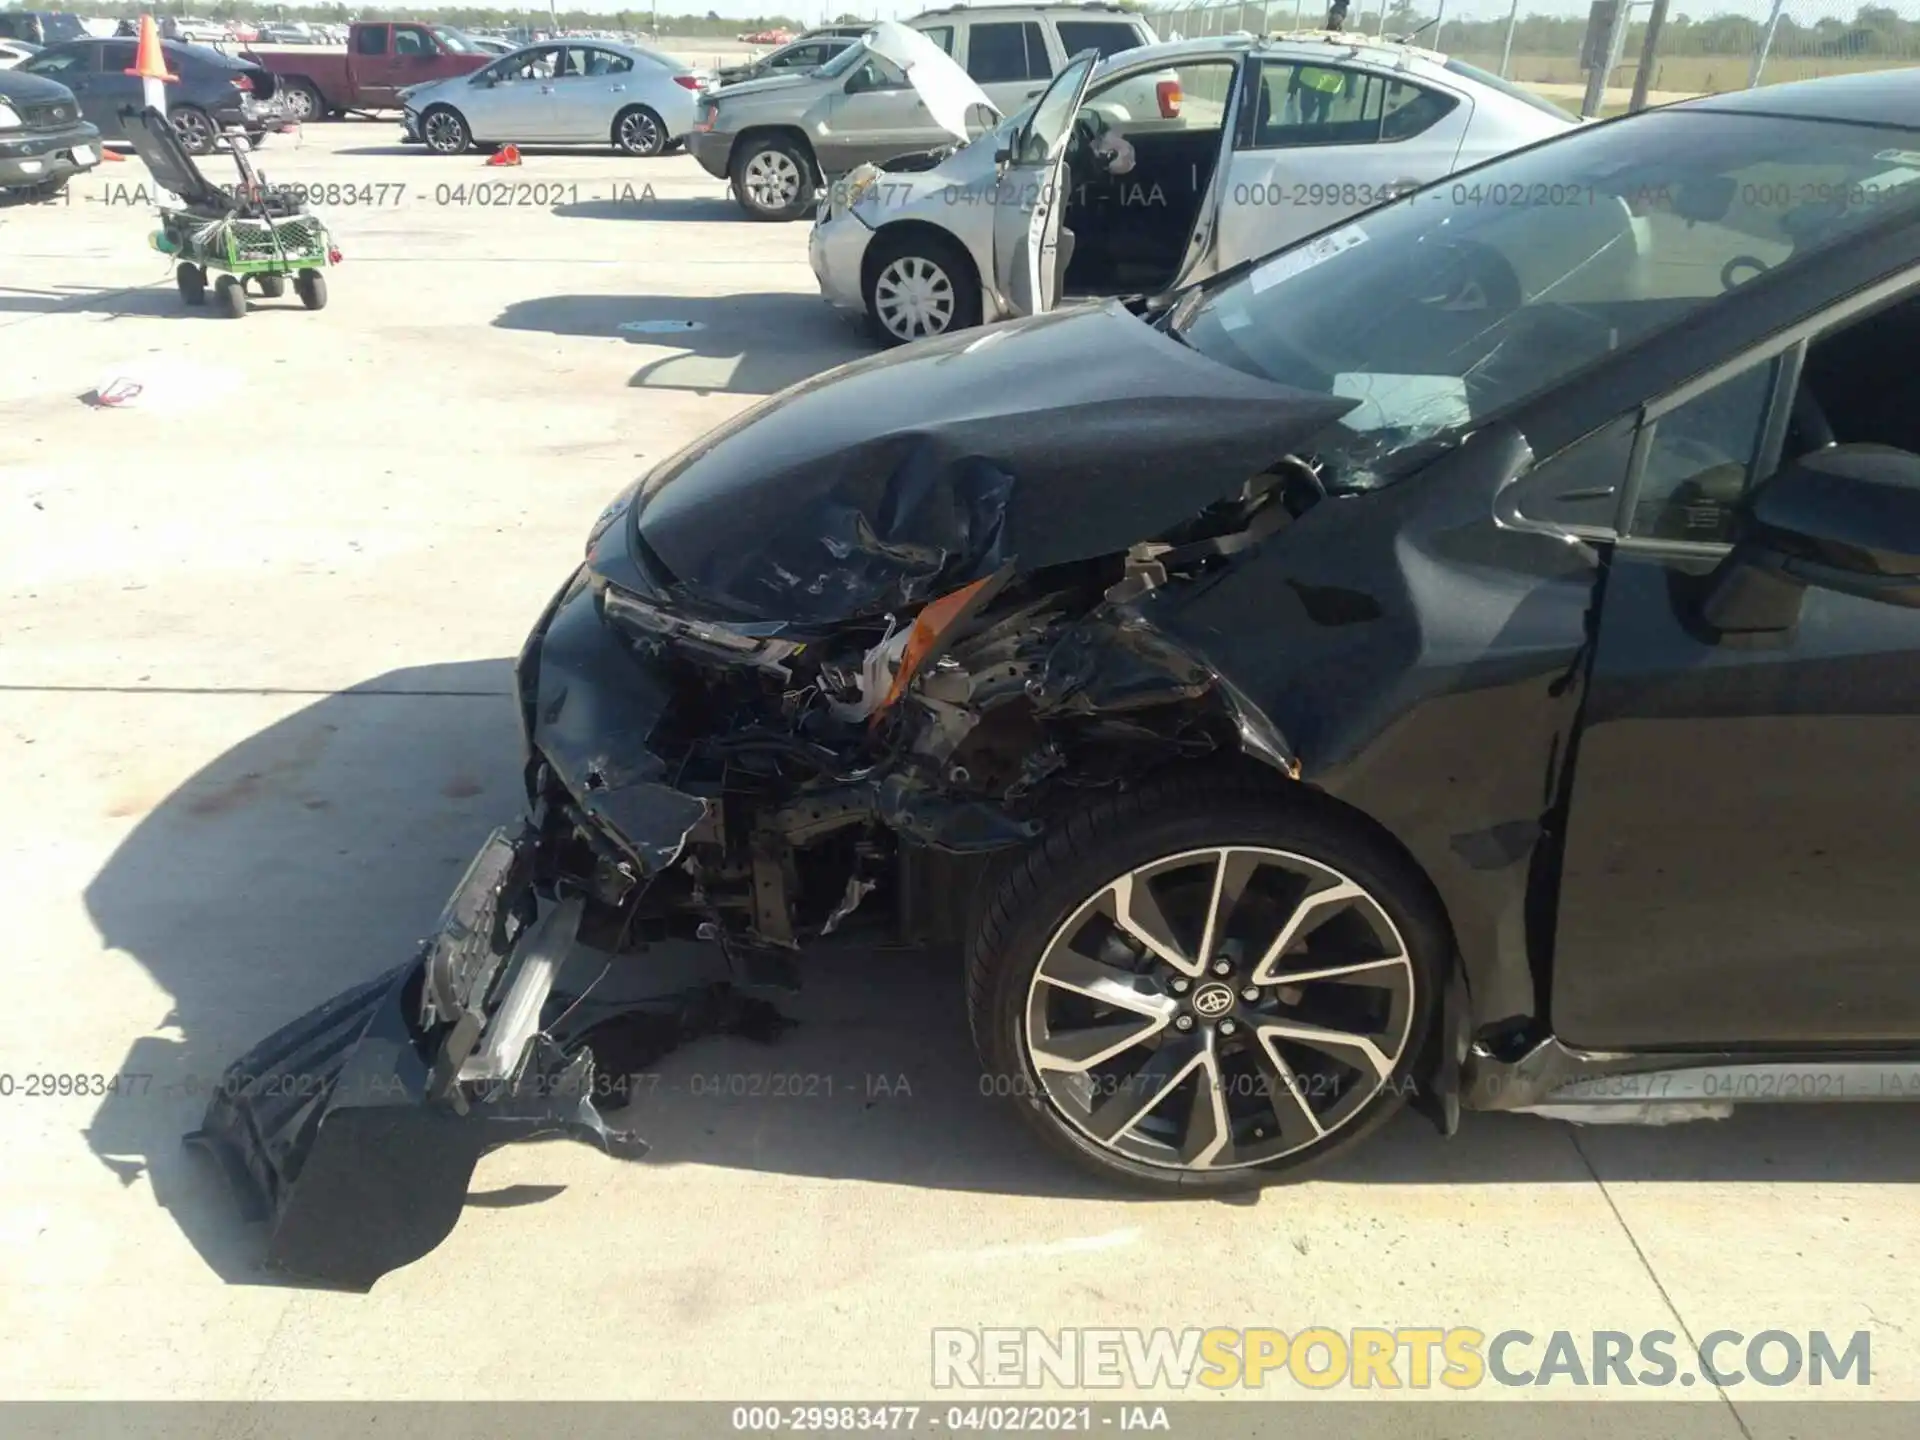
[1022,846,1416,1172]
[423,110,466,154]
[283,84,320,122]
[872,255,956,341]
[618,109,662,155]
[741,148,802,211]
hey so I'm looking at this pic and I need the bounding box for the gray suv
[687,2,1154,221]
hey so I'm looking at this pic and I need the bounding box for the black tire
[171,105,217,156]
[296,269,327,311]
[256,273,287,298]
[862,229,982,347]
[730,134,816,222]
[175,262,207,305]
[420,105,471,156]
[281,78,325,125]
[214,273,247,318]
[613,105,667,157]
[967,771,1444,1192]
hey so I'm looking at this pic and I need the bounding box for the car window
[845,53,909,93]
[394,26,431,57]
[815,42,869,80]
[1054,21,1144,60]
[498,47,559,81]
[917,25,954,56]
[355,25,387,56]
[1630,359,1778,542]
[1017,51,1096,164]
[580,47,631,76]
[102,40,136,70]
[967,21,1051,84]
[22,45,85,73]
[1170,111,1920,494]
[1246,60,1457,148]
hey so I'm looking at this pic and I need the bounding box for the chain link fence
[1146,1,1920,103]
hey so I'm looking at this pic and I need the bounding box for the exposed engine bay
[534,449,1331,966]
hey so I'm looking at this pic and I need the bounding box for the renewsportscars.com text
[932,1326,1871,1391]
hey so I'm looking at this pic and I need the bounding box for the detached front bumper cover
[186,821,644,1291]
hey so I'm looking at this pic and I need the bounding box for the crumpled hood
[615,303,1357,624]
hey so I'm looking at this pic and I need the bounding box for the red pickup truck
[245,21,490,122]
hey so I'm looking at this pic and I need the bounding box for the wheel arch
[860,218,981,302]
[731,124,822,184]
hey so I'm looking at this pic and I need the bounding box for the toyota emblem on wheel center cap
[1190,982,1236,1019]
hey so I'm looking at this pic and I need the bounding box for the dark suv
[0,11,86,46]
[18,37,287,153]
[0,62,100,199]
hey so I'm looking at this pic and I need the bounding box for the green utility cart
[125,104,339,318]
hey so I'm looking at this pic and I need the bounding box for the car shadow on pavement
[82,662,1920,1286]
[494,291,873,395]
[0,285,193,318]
[551,195,739,222]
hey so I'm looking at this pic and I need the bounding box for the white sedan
[810,30,1582,345]
[401,40,702,156]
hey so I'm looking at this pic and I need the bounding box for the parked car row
[13,36,290,154]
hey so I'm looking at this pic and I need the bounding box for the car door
[1548,269,1920,1050]
[466,46,561,141]
[990,48,1099,320]
[957,18,1053,116]
[89,40,143,139]
[1215,58,1471,273]
[801,50,939,175]
[546,45,622,142]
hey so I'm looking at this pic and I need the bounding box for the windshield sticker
[1250,225,1368,295]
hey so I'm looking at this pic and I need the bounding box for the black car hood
[0,67,80,107]
[620,302,1357,624]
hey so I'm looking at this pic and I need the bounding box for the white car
[811,30,1581,344]
[400,39,703,156]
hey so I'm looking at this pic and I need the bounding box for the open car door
[990,48,1099,319]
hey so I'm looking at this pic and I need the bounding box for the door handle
[539,84,554,93]
[1025,86,1043,97]
[609,84,624,92]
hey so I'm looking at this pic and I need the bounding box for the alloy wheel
[873,255,955,341]
[618,110,662,155]
[171,108,214,154]
[741,149,802,212]
[423,111,465,154]
[1022,846,1416,1172]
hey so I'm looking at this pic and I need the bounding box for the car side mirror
[1701,444,1920,632]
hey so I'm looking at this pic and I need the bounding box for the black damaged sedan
[197,70,1920,1288]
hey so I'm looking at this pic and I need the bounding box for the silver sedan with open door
[812,32,1578,345]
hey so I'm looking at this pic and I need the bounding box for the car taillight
[234,74,253,92]
[674,74,700,90]
[1156,80,1181,119]
[694,103,718,132]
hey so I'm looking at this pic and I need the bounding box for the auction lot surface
[2,122,1917,1414]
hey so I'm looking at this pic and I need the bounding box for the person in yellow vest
[1292,64,1346,126]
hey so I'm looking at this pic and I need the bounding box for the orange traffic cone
[485,143,522,167]
[124,15,178,114]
